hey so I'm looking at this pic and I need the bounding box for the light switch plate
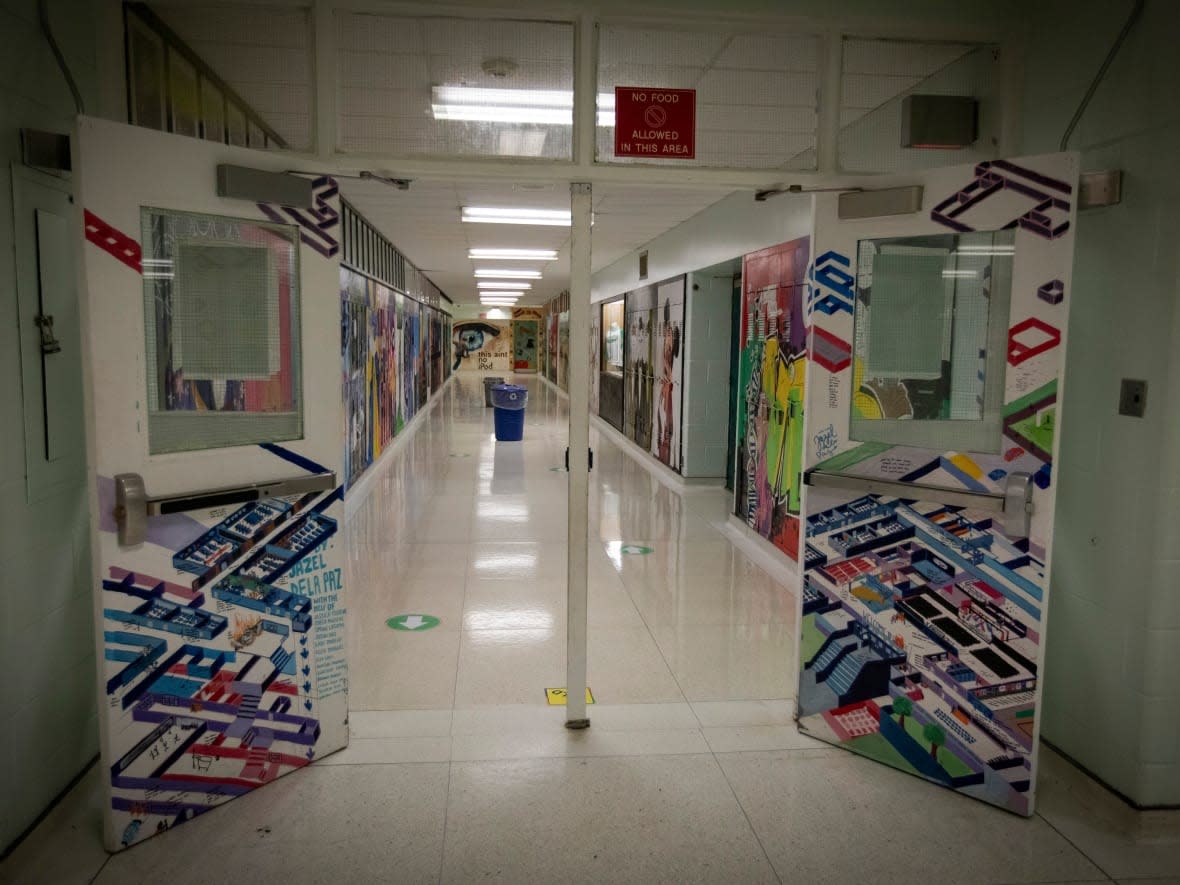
[1118,378,1147,417]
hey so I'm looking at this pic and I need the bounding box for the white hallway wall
[592,190,811,305]
[591,191,812,484]
[1024,0,1180,806]
[0,0,100,852]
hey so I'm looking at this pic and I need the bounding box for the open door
[796,154,1077,815]
[76,118,348,851]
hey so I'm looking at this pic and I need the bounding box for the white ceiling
[337,177,733,306]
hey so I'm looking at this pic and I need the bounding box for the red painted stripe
[83,209,142,273]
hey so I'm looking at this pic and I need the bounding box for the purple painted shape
[256,176,340,258]
[931,160,1073,238]
[1037,279,1065,305]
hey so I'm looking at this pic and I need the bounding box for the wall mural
[557,310,570,391]
[589,306,601,415]
[429,312,444,393]
[545,313,559,384]
[652,277,685,471]
[341,267,448,490]
[598,299,626,431]
[735,238,810,560]
[453,320,511,372]
[796,155,1077,816]
[512,306,543,373]
[624,286,655,449]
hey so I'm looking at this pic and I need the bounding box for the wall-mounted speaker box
[901,95,978,149]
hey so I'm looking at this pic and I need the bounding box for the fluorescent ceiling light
[474,268,542,279]
[954,246,1015,256]
[469,248,559,261]
[942,269,979,278]
[480,291,525,298]
[432,87,615,126]
[462,206,571,226]
[478,281,532,290]
[481,298,521,305]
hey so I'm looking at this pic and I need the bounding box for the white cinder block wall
[1023,0,1180,806]
[681,265,739,478]
[0,0,100,852]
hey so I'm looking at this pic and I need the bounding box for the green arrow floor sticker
[387,614,440,631]
[620,544,653,555]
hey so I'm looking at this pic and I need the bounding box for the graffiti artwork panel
[797,154,1078,816]
[735,238,810,560]
[401,296,420,426]
[340,269,401,488]
[545,313,559,384]
[558,310,570,392]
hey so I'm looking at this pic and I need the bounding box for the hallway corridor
[3,375,1178,883]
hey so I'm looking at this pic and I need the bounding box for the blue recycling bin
[491,384,528,441]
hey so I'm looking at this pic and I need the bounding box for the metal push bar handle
[803,469,1034,537]
[114,471,336,547]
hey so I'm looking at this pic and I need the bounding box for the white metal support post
[313,0,337,161]
[565,181,592,729]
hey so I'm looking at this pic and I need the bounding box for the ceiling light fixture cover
[474,268,542,279]
[477,281,532,290]
[468,248,559,260]
[462,206,571,226]
[432,87,615,126]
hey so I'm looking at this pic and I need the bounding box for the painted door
[796,154,1078,816]
[76,118,348,852]
[514,319,538,372]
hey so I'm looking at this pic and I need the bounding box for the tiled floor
[3,375,1179,884]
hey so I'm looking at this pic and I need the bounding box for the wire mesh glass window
[141,208,303,455]
[849,230,1014,454]
[337,13,575,160]
[597,26,819,169]
[838,38,1000,173]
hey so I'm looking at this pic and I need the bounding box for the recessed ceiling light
[478,281,532,290]
[474,268,542,279]
[468,248,558,260]
[479,291,525,298]
[462,206,571,226]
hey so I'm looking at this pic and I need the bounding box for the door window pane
[850,230,1013,453]
[141,208,303,454]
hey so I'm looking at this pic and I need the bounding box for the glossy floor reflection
[345,373,798,712]
[5,374,1179,884]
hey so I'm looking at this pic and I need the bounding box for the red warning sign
[614,87,696,160]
